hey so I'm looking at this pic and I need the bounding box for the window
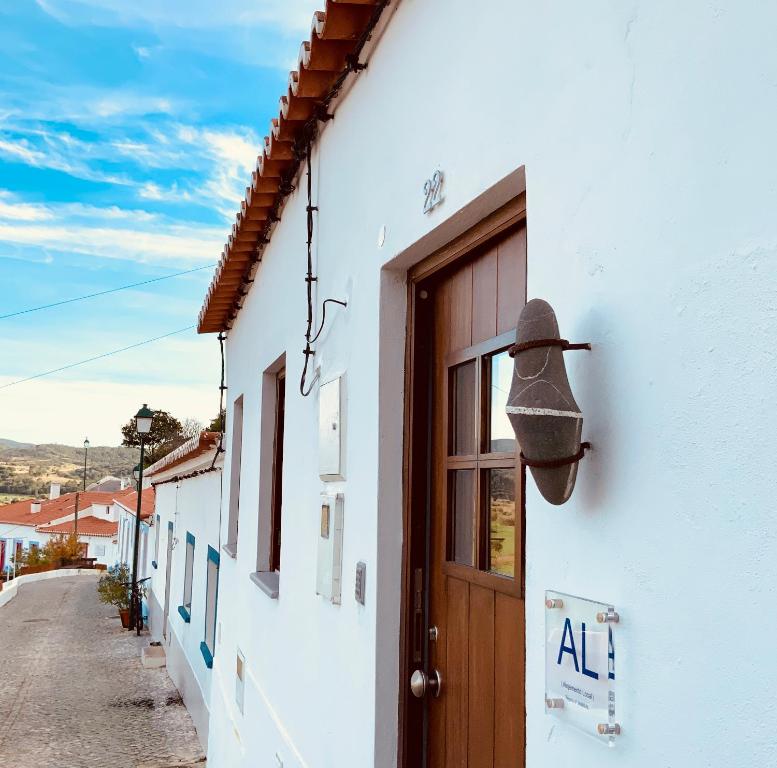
[446,346,520,580]
[152,514,160,568]
[270,370,285,572]
[235,649,245,714]
[251,356,286,599]
[29,541,39,553]
[225,395,244,557]
[200,546,220,668]
[140,527,147,574]
[178,532,195,623]
[95,544,106,557]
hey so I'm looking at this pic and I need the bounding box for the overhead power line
[0,264,216,320]
[0,326,196,390]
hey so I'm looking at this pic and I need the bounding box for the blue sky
[0,0,320,445]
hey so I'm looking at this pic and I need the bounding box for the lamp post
[129,404,154,631]
[82,438,90,491]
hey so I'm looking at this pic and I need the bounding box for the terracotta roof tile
[145,431,221,478]
[36,515,118,538]
[0,491,116,528]
[113,487,155,520]
[197,0,388,333]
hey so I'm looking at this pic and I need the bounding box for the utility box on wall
[316,492,344,604]
[319,375,344,480]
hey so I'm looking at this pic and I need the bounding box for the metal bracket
[596,608,620,624]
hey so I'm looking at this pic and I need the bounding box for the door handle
[410,668,442,699]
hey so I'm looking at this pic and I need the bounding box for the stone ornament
[506,299,590,505]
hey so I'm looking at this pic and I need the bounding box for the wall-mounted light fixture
[506,299,590,505]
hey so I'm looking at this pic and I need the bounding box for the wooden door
[405,219,526,768]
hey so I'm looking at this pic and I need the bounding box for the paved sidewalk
[0,574,205,768]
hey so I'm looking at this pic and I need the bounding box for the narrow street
[0,574,205,768]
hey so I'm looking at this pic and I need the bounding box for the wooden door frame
[398,195,527,767]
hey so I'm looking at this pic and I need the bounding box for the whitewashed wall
[0,524,44,576]
[147,454,222,751]
[208,2,777,767]
[115,503,150,575]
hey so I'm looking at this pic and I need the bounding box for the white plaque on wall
[545,590,620,745]
[318,375,344,479]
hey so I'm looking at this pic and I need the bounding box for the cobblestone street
[0,574,205,768]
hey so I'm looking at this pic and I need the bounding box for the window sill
[249,571,279,600]
[200,641,214,669]
[151,560,158,569]
[177,605,191,623]
[221,543,237,559]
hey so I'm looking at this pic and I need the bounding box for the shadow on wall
[568,305,617,512]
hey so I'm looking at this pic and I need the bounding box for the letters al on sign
[545,590,619,745]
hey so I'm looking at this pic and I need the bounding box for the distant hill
[0,440,138,501]
[0,438,34,450]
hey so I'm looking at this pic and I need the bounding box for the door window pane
[488,351,516,454]
[487,468,516,577]
[450,361,476,456]
[205,555,219,651]
[450,469,475,566]
[183,535,195,610]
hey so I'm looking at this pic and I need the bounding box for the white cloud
[91,94,173,119]
[0,221,221,264]
[0,137,46,164]
[0,121,259,219]
[0,132,131,186]
[35,0,321,35]
[129,126,258,217]
[0,191,51,222]
[0,192,223,264]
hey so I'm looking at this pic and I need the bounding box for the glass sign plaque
[545,590,620,745]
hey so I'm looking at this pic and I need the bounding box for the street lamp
[130,404,154,631]
[82,438,90,491]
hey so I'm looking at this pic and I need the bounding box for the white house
[145,431,222,751]
[0,487,121,574]
[114,487,155,581]
[181,2,777,767]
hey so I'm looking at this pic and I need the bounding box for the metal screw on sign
[546,698,565,709]
[597,723,621,736]
[545,598,564,609]
[596,609,619,624]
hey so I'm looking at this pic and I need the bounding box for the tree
[207,410,226,433]
[120,409,184,464]
[181,418,204,441]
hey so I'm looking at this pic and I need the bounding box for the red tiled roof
[36,515,118,538]
[197,0,388,333]
[112,487,155,520]
[0,491,116,528]
[145,431,221,478]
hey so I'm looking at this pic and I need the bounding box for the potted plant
[97,564,131,627]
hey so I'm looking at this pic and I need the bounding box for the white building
[145,432,222,752]
[0,488,121,574]
[114,488,155,581]
[167,2,777,767]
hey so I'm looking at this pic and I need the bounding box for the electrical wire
[209,332,226,471]
[0,264,216,320]
[299,143,347,397]
[0,325,195,390]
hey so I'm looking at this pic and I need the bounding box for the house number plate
[423,170,444,214]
